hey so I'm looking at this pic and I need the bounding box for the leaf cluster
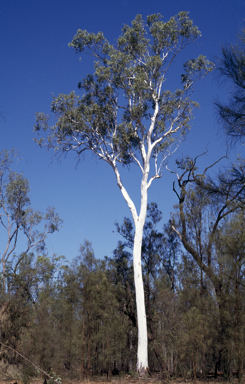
[35,12,213,169]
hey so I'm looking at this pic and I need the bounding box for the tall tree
[34,12,213,373]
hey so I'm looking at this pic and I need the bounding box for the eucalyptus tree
[34,12,213,373]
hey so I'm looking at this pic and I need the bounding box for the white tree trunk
[113,162,149,374]
[133,219,148,373]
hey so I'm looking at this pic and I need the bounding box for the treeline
[1,163,245,381]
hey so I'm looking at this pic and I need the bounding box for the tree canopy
[35,12,213,186]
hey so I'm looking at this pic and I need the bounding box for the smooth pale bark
[134,220,148,372]
[133,172,149,372]
[113,160,150,373]
[110,94,169,373]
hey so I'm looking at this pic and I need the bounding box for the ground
[0,379,243,384]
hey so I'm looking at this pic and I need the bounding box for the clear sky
[0,0,244,261]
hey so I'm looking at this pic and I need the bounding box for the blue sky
[0,0,244,262]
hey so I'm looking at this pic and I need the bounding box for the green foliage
[2,205,243,380]
[0,149,62,369]
[0,150,62,270]
[215,27,245,143]
[171,153,245,379]
[35,12,213,171]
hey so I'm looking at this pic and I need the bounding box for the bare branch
[0,341,61,383]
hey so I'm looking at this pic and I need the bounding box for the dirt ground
[26,381,244,384]
[0,379,243,384]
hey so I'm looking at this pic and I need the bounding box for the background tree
[107,241,137,372]
[0,150,62,293]
[34,12,213,373]
[177,252,216,381]
[8,210,245,381]
[214,212,245,382]
[0,149,62,364]
[170,155,245,379]
[215,28,245,143]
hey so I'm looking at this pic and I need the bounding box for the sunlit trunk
[113,160,149,374]
[133,218,148,374]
